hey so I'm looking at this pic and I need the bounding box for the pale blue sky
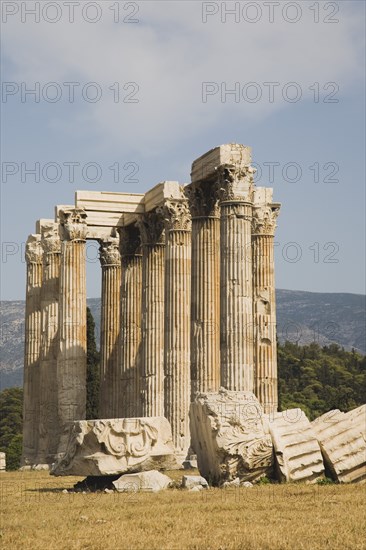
[1,0,365,300]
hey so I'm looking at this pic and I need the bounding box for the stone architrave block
[51,417,178,476]
[113,470,172,493]
[189,388,273,485]
[269,409,324,483]
[311,405,366,483]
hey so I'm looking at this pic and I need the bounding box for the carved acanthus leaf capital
[25,234,43,264]
[136,212,165,245]
[185,181,221,218]
[159,199,192,231]
[99,236,121,267]
[217,163,255,202]
[59,208,87,242]
[41,223,61,255]
[252,204,280,236]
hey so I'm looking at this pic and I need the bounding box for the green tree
[278,341,366,419]
[86,307,100,419]
[0,387,23,470]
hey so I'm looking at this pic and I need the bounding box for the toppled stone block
[311,405,366,483]
[113,470,172,493]
[182,475,208,489]
[0,452,5,472]
[269,409,324,483]
[51,417,177,476]
[190,388,273,485]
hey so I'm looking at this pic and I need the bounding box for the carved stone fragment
[51,417,178,476]
[189,388,273,485]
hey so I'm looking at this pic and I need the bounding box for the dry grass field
[1,470,365,550]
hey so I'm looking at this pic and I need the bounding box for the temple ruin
[21,143,281,467]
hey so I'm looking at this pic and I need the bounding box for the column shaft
[138,213,165,417]
[99,237,121,418]
[252,199,280,414]
[162,199,192,456]
[38,224,61,464]
[57,209,87,454]
[118,225,142,418]
[220,202,254,391]
[22,235,43,466]
[187,182,221,397]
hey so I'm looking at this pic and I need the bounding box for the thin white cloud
[2,1,364,155]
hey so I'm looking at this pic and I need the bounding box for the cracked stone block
[311,405,366,483]
[269,409,324,483]
[113,470,172,492]
[189,388,273,485]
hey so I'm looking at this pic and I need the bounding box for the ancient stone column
[186,181,221,397]
[161,198,192,457]
[219,158,255,392]
[57,208,87,454]
[252,189,280,414]
[99,234,121,418]
[22,234,43,466]
[137,212,165,417]
[117,224,142,418]
[37,223,61,465]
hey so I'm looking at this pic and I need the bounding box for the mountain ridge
[1,289,365,390]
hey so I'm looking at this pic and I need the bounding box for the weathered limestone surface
[269,409,324,483]
[218,145,255,392]
[161,197,192,458]
[51,417,177,476]
[37,222,61,465]
[0,452,5,472]
[99,234,121,418]
[186,178,221,397]
[22,234,43,466]
[190,388,273,485]
[138,213,165,417]
[118,225,142,418]
[113,470,172,492]
[57,208,87,455]
[252,188,281,414]
[312,405,366,483]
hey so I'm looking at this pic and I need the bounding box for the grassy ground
[1,470,365,550]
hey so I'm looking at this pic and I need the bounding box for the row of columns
[22,153,280,466]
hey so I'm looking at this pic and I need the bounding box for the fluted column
[99,234,121,418]
[57,208,87,454]
[186,181,221,397]
[118,224,142,418]
[161,198,192,457]
[137,212,165,417]
[252,193,280,414]
[219,162,255,391]
[22,234,43,466]
[37,223,61,465]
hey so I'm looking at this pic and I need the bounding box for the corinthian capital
[252,204,281,236]
[185,181,220,218]
[217,163,255,203]
[41,223,61,255]
[159,199,192,232]
[59,208,87,242]
[99,235,121,267]
[136,212,165,246]
[25,234,43,264]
